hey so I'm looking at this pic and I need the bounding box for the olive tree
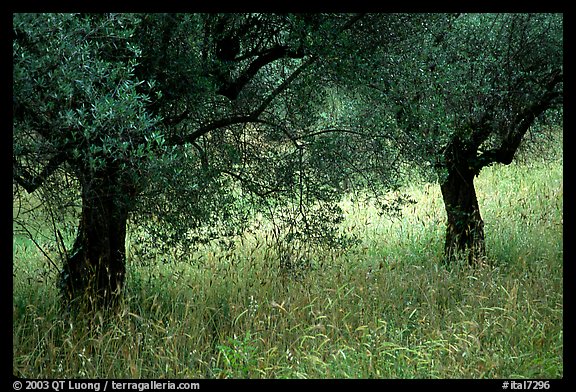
[14,13,398,310]
[371,13,563,263]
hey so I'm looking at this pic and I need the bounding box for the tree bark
[59,167,133,310]
[440,165,486,265]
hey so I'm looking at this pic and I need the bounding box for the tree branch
[218,44,306,101]
[220,169,285,198]
[167,13,366,147]
[161,108,190,126]
[217,13,365,101]
[475,70,563,168]
[13,151,68,193]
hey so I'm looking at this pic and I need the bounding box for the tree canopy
[350,13,563,262]
[13,13,563,309]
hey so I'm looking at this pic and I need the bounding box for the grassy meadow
[13,148,563,378]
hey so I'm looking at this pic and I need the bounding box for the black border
[8,4,573,390]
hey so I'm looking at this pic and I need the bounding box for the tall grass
[13,151,563,379]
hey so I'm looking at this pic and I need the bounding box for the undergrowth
[13,151,563,379]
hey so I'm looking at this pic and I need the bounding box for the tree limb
[475,70,562,168]
[220,169,285,198]
[13,151,68,194]
[218,44,306,101]
[167,13,366,147]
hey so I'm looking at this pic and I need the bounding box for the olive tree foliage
[365,13,563,263]
[13,13,409,309]
[284,14,442,215]
[122,13,384,262]
[14,14,163,308]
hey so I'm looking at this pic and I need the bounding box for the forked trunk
[440,166,486,265]
[59,169,132,311]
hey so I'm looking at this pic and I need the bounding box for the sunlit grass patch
[13,153,562,378]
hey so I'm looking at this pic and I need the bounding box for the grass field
[13,148,563,378]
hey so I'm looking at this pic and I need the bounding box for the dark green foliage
[13,13,563,308]
[364,13,563,263]
[13,13,385,307]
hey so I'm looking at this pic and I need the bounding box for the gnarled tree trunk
[440,165,486,265]
[59,167,134,311]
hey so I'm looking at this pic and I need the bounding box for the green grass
[13,153,563,379]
